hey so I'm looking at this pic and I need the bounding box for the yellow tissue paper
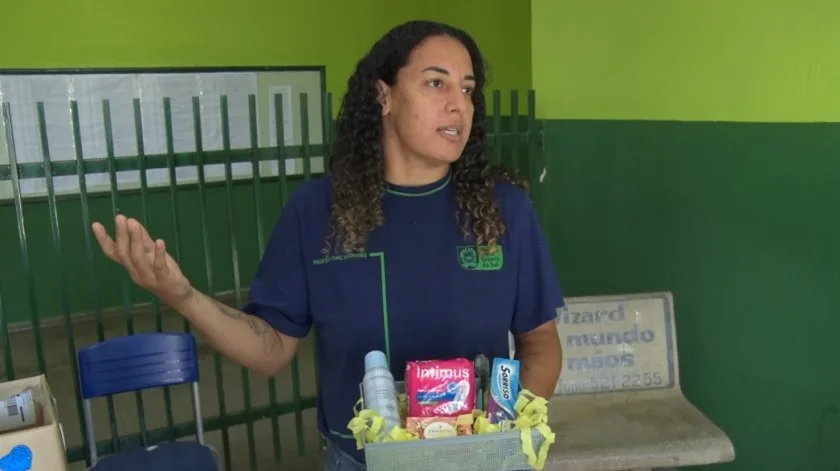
[471,409,501,435]
[348,398,420,450]
[512,389,556,470]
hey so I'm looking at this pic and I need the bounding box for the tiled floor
[1,306,326,470]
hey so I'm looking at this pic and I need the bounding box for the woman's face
[379,35,476,167]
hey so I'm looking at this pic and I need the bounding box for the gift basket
[347,351,556,471]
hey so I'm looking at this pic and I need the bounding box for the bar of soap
[406,416,473,439]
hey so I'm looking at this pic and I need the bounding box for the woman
[92,20,564,471]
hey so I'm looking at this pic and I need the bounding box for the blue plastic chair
[77,332,216,470]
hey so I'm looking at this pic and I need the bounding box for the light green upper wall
[0,0,530,114]
[378,0,531,99]
[532,0,840,122]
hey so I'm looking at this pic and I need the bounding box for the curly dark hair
[324,20,527,255]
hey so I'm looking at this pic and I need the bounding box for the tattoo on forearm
[513,328,563,398]
[171,284,195,307]
[208,296,278,356]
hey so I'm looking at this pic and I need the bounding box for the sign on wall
[554,292,677,395]
[508,292,679,396]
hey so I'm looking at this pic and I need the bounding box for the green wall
[533,1,840,470]
[533,0,840,122]
[0,1,532,324]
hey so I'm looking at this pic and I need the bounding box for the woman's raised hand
[91,215,194,309]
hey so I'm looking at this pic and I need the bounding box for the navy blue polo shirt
[241,169,564,463]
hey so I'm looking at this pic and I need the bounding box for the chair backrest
[77,332,199,399]
[79,332,205,465]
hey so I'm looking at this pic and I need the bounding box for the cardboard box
[0,375,67,471]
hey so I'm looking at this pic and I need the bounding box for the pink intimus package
[405,358,475,417]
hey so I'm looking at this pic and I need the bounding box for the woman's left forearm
[514,320,563,399]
